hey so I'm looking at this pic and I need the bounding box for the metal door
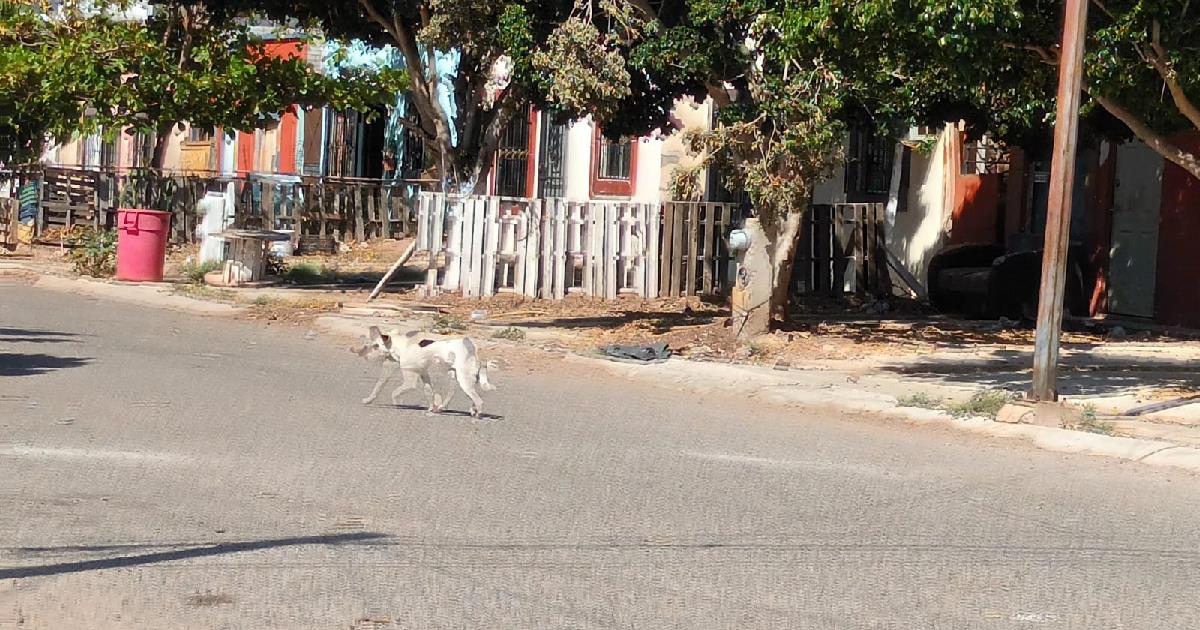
[537,119,568,198]
[1108,142,1163,318]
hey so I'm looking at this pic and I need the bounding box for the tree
[627,0,1060,335]
[943,0,1200,181]
[179,0,681,191]
[0,1,405,167]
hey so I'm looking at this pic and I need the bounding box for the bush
[65,228,116,277]
[945,390,1013,420]
[492,327,526,341]
[180,259,223,283]
[896,392,944,410]
[429,314,467,335]
[283,262,334,285]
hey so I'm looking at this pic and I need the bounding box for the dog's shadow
[369,403,504,423]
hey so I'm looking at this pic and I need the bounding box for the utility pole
[1032,0,1090,401]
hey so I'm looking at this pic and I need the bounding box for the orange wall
[239,40,307,174]
[278,107,299,174]
[236,131,255,175]
[1154,133,1200,328]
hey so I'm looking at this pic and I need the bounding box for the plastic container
[115,209,172,282]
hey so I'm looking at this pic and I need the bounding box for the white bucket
[270,230,295,258]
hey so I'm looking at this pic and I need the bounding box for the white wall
[886,124,955,292]
[564,118,594,201]
[633,137,664,201]
[811,142,848,205]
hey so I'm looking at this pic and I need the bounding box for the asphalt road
[3,281,1200,629]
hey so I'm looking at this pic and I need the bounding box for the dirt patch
[242,296,341,325]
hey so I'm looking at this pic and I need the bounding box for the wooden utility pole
[1031,0,1090,401]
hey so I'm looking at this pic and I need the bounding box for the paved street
[3,282,1200,629]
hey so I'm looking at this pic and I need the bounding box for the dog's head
[350,326,400,358]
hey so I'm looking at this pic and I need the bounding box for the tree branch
[1090,0,1116,20]
[1002,42,1060,65]
[358,0,448,152]
[1091,91,1200,180]
[394,116,436,144]
[1143,20,1200,131]
[467,92,517,192]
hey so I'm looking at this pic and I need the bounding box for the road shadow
[0,327,82,345]
[0,532,387,579]
[880,349,1200,396]
[0,353,90,377]
[365,402,504,422]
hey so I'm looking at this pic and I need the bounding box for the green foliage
[491,326,526,341]
[65,228,117,277]
[667,162,703,202]
[282,262,334,285]
[180,259,223,283]
[897,392,945,411]
[429,314,468,335]
[532,18,631,122]
[0,1,405,164]
[1066,404,1116,435]
[945,390,1014,420]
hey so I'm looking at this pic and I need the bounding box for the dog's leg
[454,365,485,418]
[389,370,422,407]
[430,370,455,413]
[362,361,398,405]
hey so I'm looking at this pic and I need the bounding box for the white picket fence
[415,193,739,300]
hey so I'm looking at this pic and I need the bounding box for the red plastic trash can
[115,209,172,282]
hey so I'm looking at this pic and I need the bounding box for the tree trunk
[150,122,174,171]
[735,209,805,339]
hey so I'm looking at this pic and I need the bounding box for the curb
[18,270,243,315]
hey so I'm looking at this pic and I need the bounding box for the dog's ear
[368,326,392,350]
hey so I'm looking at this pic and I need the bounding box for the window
[844,124,895,201]
[495,114,531,197]
[961,138,1009,175]
[188,126,214,143]
[591,127,638,197]
[598,136,632,180]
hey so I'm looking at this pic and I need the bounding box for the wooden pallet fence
[6,166,427,245]
[657,201,738,298]
[416,194,734,300]
[793,203,887,297]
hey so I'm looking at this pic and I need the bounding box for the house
[482,97,715,203]
[853,114,1200,330]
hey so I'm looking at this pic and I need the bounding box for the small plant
[429,314,467,335]
[65,227,117,277]
[668,162,704,201]
[251,295,275,306]
[492,327,526,341]
[283,262,334,285]
[180,259,222,284]
[897,392,944,410]
[1067,404,1115,435]
[746,341,768,357]
[945,390,1013,420]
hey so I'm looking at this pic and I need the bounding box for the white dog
[353,326,496,417]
